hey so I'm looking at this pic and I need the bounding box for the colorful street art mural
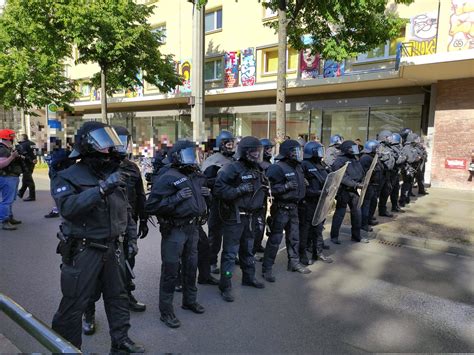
[240,48,256,87]
[175,60,192,94]
[125,71,144,98]
[299,49,320,79]
[404,12,438,56]
[323,60,344,78]
[224,51,240,88]
[447,0,474,51]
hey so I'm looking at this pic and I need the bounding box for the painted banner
[177,60,192,94]
[299,49,320,79]
[323,60,344,78]
[447,0,474,51]
[403,12,438,56]
[445,158,467,169]
[224,51,240,88]
[240,48,256,87]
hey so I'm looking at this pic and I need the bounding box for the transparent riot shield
[356,154,379,209]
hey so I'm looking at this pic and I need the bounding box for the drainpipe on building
[191,2,205,144]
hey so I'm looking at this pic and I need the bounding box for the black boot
[198,275,219,286]
[288,262,311,274]
[220,288,235,302]
[82,312,96,335]
[262,269,276,283]
[129,293,146,312]
[160,313,181,328]
[9,217,22,225]
[242,278,265,288]
[299,252,310,266]
[111,338,145,353]
[182,302,205,314]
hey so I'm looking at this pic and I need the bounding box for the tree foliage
[64,0,181,95]
[0,0,77,115]
[264,0,414,61]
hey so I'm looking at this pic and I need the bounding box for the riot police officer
[324,134,344,168]
[17,134,37,201]
[400,127,413,145]
[377,130,396,217]
[389,133,407,213]
[399,133,422,206]
[300,141,333,264]
[253,138,273,255]
[146,140,209,329]
[202,130,235,274]
[213,136,267,302]
[51,122,144,352]
[330,140,368,244]
[262,139,310,283]
[414,138,428,195]
[360,140,383,232]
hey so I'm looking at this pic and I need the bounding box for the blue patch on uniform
[285,172,296,177]
[241,174,254,181]
[308,168,317,172]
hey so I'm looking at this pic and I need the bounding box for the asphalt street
[1,172,473,353]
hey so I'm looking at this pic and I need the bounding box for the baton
[125,260,136,279]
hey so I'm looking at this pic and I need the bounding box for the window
[357,29,406,62]
[263,48,298,74]
[204,58,223,81]
[263,1,277,19]
[152,24,166,44]
[205,9,222,33]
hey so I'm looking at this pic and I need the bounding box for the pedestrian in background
[17,134,37,201]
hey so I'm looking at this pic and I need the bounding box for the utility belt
[273,201,298,210]
[238,209,259,216]
[56,232,123,265]
[159,216,201,227]
[341,186,358,193]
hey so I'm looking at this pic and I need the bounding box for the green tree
[64,0,181,124]
[0,0,77,132]
[264,0,414,142]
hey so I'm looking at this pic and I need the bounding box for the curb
[372,229,474,257]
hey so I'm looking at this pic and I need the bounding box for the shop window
[321,107,369,144]
[204,58,223,81]
[368,105,421,139]
[152,23,166,44]
[205,9,222,33]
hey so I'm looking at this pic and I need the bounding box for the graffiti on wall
[323,60,344,78]
[403,12,438,56]
[125,71,144,98]
[448,0,474,51]
[240,48,256,86]
[224,51,240,88]
[299,49,320,79]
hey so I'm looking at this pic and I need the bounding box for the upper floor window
[204,58,223,81]
[263,47,298,74]
[263,1,277,19]
[205,9,222,33]
[152,23,167,44]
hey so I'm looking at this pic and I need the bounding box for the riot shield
[312,163,348,226]
[201,152,232,172]
[356,154,379,209]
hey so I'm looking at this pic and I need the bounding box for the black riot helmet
[113,125,133,159]
[400,128,413,143]
[215,130,235,157]
[377,130,393,144]
[236,136,263,164]
[260,138,274,160]
[69,122,123,158]
[170,140,200,166]
[405,133,420,145]
[340,140,360,156]
[303,141,325,160]
[276,139,303,162]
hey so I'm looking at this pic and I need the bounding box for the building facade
[50,0,473,190]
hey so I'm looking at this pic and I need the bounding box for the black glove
[237,183,254,195]
[284,180,298,191]
[176,187,193,201]
[99,171,127,196]
[128,240,138,259]
[137,219,149,239]
[201,186,211,196]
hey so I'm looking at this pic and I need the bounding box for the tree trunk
[276,0,287,144]
[100,68,108,124]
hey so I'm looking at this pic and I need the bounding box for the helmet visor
[315,146,325,158]
[351,144,360,155]
[247,146,263,163]
[290,146,303,162]
[179,146,200,165]
[87,127,123,152]
[117,134,133,155]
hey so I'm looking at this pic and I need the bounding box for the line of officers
[49,121,427,352]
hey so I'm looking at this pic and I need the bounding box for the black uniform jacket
[360,154,383,186]
[120,158,146,220]
[301,159,329,203]
[145,165,208,221]
[332,155,365,189]
[52,161,137,240]
[266,160,305,203]
[214,160,267,214]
